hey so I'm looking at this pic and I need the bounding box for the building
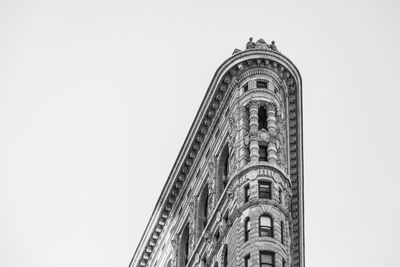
[129,38,304,267]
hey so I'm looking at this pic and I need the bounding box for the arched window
[258,106,268,130]
[259,215,273,237]
[280,221,284,244]
[244,217,250,241]
[217,143,230,197]
[197,184,209,234]
[222,244,228,267]
[244,254,250,267]
[178,223,190,267]
[244,184,250,203]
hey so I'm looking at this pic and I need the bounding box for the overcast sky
[1,0,400,266]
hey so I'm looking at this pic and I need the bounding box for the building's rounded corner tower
[129,38,304,267]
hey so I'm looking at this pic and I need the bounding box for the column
[237,106,249,168]
[249,100,259,162]
[267,104,277,163]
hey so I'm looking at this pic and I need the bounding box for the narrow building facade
[129,38,304,267]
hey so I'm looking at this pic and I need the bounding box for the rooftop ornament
[233,37,279,55]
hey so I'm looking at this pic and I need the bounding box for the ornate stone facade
[129,38,304,267]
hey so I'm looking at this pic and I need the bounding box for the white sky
[1,0,400,266]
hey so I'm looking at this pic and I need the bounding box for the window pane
[260,216,271,226]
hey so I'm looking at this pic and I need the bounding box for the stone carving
[207,161,216,211]
[171,234,178,267]
[276,117,287,172]
[189,199,196,252]
[245,38,279,52]
[270,40,278,51]
[246,37,256,49]
[228,115,237,134]
[216,211,221,222]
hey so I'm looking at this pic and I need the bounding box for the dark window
[178,224,190,267]
[259,251,274,267]
[197,184,209,235]
[278,188,282,204]
[258,106,268,130]
[281,221,284,244]
[282,259,286,267]
[243,83,249,93]
[214,262,219,267]
[244,184,250,203]
[244,217,250,241]
[259,215,273,237]
[219,144,230,191]
[244,254,250,267]
[257,80,269,89]
[203,191,208,228]
[223,245,228,267]
[259,145,268,161]
[214,229,220,242]
[223,154,229,182]
[259,181,271,199]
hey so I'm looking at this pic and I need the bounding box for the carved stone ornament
[249,127,258,138]
[228,115,237,133]
[244,135,250,146]
[171,235,177,249]
[259,128,269,142]
[171,256,177,267]
[216,211,222,222]
[204,230,210,240]
[208,161,215,174]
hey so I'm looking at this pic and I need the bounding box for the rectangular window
[259,181,271,199]
[244,254,250,267]
[282,258,286,267]
[278,188,282,204]
[244,218,250,241]
[244,184,250,203]
[281,221,284,244]
[259,145,268,161]
[257,80,269,89]
[259,251,274,267]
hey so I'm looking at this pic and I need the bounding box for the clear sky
[1,0,399,266]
